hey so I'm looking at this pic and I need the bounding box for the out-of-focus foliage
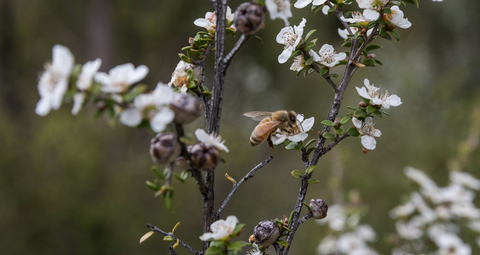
[1,0,480,254]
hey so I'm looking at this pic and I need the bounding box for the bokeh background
[1,0,479,254]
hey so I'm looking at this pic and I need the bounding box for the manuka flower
[266,0,292,26]
[168,60,201,94]
[35,45,74,116]
[199,215,238,241]
[294,0,327,9]
[310,44,347,68]
[72,58,102,115]
[194,6,235,34]
[272,114,314,145]
[195,129,229,152]
[290,55,305,72]
[341,11,379,25]
[276,18,306,64]
[95,63,149,93]
[352,117,381,150]
[383,6,412,29]
[356,79,402,109]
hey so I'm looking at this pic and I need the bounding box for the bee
[244,110,300,151]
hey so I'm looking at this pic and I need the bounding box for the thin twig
[326,1,352,34]
[273,243,282,255]
[223,34,251,69]
[351,24,380,62]
[146,224,201,255]
[215,156,273,219]
[169,246,179,255]
[193,43,215,119]
[298,213,312,226]
[302,50,338,93]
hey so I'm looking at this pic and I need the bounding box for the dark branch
[298,213,312,226]
[215,156,273,219]
[146,224,201,255]
[351,24,380,62]
[223,34,251,69]
[303,50,338,93]
[169,246,179,255]
[326,1,352,34]
[193,43,215,119]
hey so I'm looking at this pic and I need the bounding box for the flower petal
[128,65,149,84]
[52,44,74,77]
[288,132,308,142]
[35,97,51,116]
[278,47,293,64]
[309,50,321,62]
[356,87,371,99]
[276,27,293,44]
[312,0,327,5]
[72,92,85,115]
[225,216,239,229]
[199,232,215,241]
[301,117,315,131]
[119,108,142,127]
[352,117,363,129]
[363,9,380,21]
[150,108,175,132]
[361,135,376,150]
[294,0,312,9]
[386,94,402,108]
[195,129,210,142]
[272,134,287,145]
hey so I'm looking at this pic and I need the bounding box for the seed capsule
[310,199,328,219]
[150,133,181,164]
[169,93,202,124]
[234,2,264,35]
[190,143,220,170]
[253,220,280,247]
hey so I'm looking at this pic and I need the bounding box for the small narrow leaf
[286,142,298,150]
[206,246,224,255]
[348,127,360,137]
[306,165,317,174]
[322,132,336,139]
[354,109,368,118]
[321,120,334,127]
[347,106,357,110]
[172,222,181,234]
[152,166,165,180]
[365,44,383,51]
[363,58,376,67]
[163,236,174,241]
[305,56,314,66]
[308,178,320,183]
[305,29,317,42]
[276,240,289,248]
[374,110,383,118]
[291,170,303,178]
[389,30,401,41]
[305,139,316,148]
[254,35,264,43]
[340,115,352,125]
[140,231,155,244]
[146,180,160,191]
[335,128,345,135]
[225,173,237,185]
[306,147,316,156]
[366,106,377,113]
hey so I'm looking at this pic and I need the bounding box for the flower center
[319,48,335,64]
[274,0,287,11]
[282,31,298,48]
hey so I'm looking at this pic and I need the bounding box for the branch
[169,246,179,255]
[297,213,312,226]
[351,24,380,62]
[273,243,282,255]
[303,50,338,93]
[215,156,273,219]
[326,1,352,34]
[223,34,251,69]
[193,43,215,119]
[146,224,201,255]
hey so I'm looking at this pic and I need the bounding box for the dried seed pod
[310,199,328,219]
[150,133,181,164]
[253,220,280,247]
[190,143,220,170]
[234,2,264,35]
[169,93,202,124]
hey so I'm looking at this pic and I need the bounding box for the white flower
[450,202,480,219]
[119,83,175,132]
[310,44,347,68]
[404,167,438,192]
[271,114,314,145]
[338,27,373,39]
[95,63,149,93]
[266,0,292,26]
[71,93,86,115]
[395,217,424,240]
[450,171,480,190]
[341,10,379,24]
[430,184,475,204]
[355,225,377,242]
[195,129,229,152]
[317,204,347,231]
[433,233,471,255]
[322,5,330,15]
[276,18,306,64]
[35,45,74,116]
[468,221,480,233]
[168,60,196,94]
[383,6,412,29]
[337,233,367,254]
[77,58,102,91]
[390,201,416,219]
[356,79,402,109]
[357,0,387,12]
[317,235,338,255]
[199,215,238,241]
[352,117,381,150]
[194,6,235,34]
[411,192,437,223]
[294,0,326,9]
[290,55,304,71]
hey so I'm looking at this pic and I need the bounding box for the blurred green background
[1,0,480,254]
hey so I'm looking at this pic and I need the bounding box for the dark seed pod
[310,199,328,219]
[253,220,280,247]
[190,143,220,170]
[169,93,202,124]
[150,133,181,164]
[358,101,368,108]
[234,2,264,35]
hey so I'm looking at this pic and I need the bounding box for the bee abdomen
[250,134,262,146]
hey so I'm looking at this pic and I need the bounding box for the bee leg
[267,135,276,152]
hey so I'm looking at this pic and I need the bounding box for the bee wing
[244,111,274,121]
[255,120,284,138]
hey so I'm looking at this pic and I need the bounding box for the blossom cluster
[317,204,379,255]
[390,167,480,254]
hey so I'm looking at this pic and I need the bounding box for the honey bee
[244,110,300,151]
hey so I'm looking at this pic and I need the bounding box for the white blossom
[317,235,338,255]
[395,217,424,240]
[72,58,102,115]
[290,55,305,72]
[195,129,229,152]
[71,93,86,115]
[383,6,412,29]
[294,0,327,9]
[322,5,330,15]
[266,0,292,26]
[310,44,347,68]
[35,45,74,116]
[357,0,387,12]
[338,27,373,39]
[450,171,480,190]
[271,114,314,145]
[404,167,438,193]
[199,215,238,241]
[356,79,402,109]
[468,221,480,233]
[168,60,194,94]
[119,83,175,132]
[433,233,471,255]
[341,10,379,24]
[95,63,149,93]
[352,117,381,150]
[194,6,235,34]
[390,201,416,219]
[276,18,306,64]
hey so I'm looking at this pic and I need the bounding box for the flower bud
[169,93,202,124]
[169,61,202,93]
[234,2,264,35]
[188,37,195,47]
[190,142,220,170]
[253,220,280,247]
[367,53,376,59]
[358,101,367,108]
[309,199,328,219]
[334,118,341,126]
[150,133,181,164]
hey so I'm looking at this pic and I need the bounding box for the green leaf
[365,44,382,51]
[146,180,160,191]
[354,109,368,118]
[319,68,329,76]
[178,53,190,63]
[288,210,295,226]
[374,59,383,65]
[308,178,320,183]
[374,110,383,117]
[347,127,360,137]
[304,38,317,51]
[210,240,225,248]
[187,68,194,81]
[163,236,173,241]
[306,147,316,156]
[389,30,400,41]
[232,224,246,236]
[227,241,250,251]
[180,170,189,180]
[254,36,264,43]
[390,0,401,5]
[221,156,227,165]
[380,108,390,116]
[285,142,298,150]
[335,128,345,135]
[174,173,185,183]
[181,46,193,51]
[306,165,316,174]
[383,7,391,14]
[340,115,352,125]
[152,165,165,180]
[288,50,302,61]
[291,170,303,179]
[305,56,314,66]
[347,106,357,110]
[321,120,334,127]
[305,29,317,42]
[202,91,212,97]
[363,58,376,67]
[366,106,377,113]
[276,240,289,248]
[164,190,173,211]
[341,40,352,48]
[329,73,339,79]
[206,246,224,255]
[305,139,316,148]
[296,68,305,78]
[322,132,336,139]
